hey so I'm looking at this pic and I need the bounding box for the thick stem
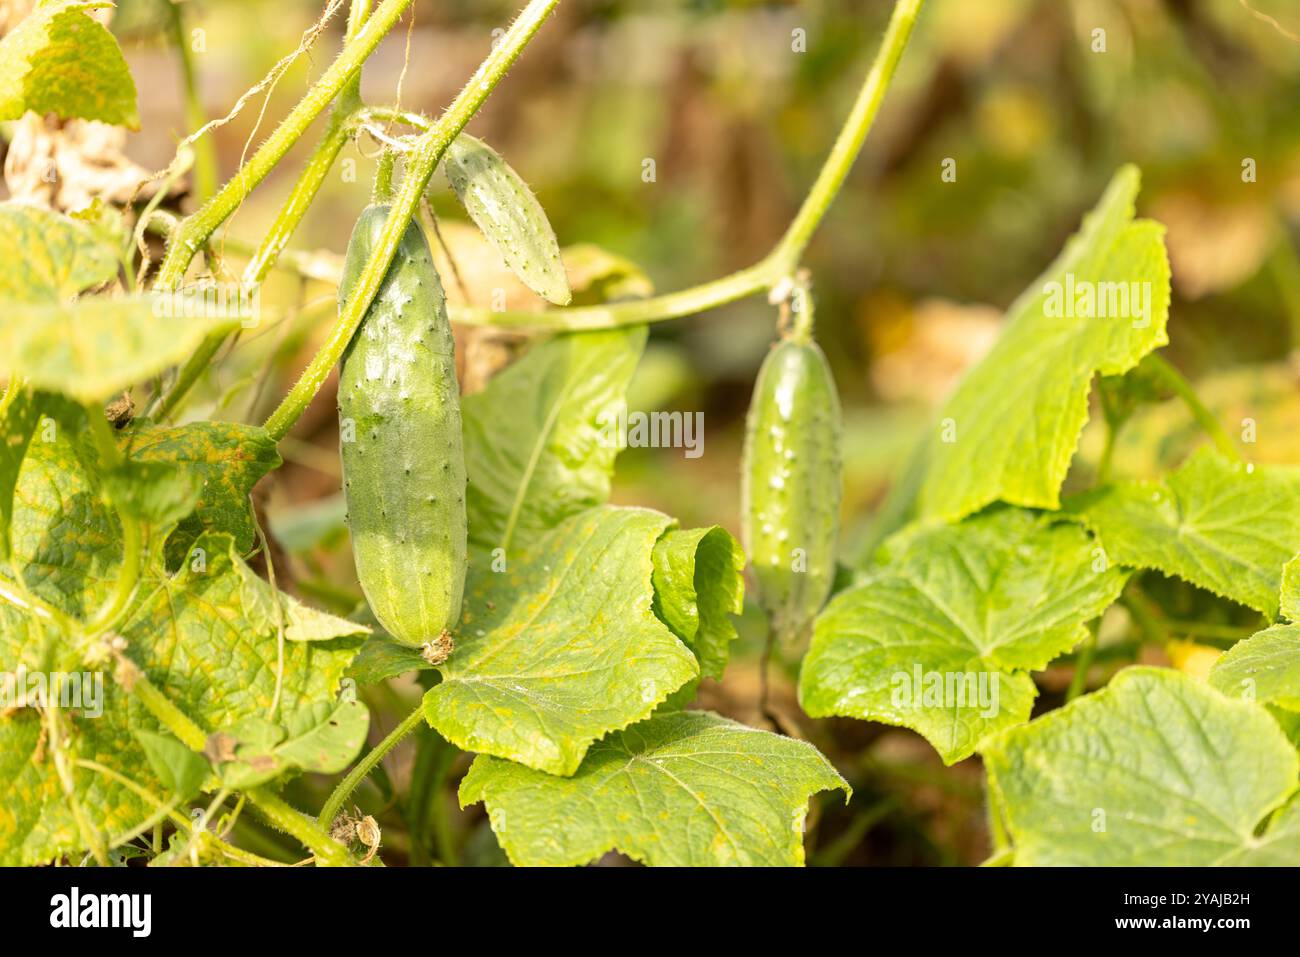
[155,0,416,290]
[318,702,425,829]
[263,0,563,440]
[249,786,354,867]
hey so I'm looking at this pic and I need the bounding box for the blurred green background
[95,0,1300,865]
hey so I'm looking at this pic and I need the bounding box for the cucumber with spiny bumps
[443,133,572,306]
[741,317,842,646]
[338,204,467,651]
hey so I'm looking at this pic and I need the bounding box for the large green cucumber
[741,332,842,645]
[338,204,467,649]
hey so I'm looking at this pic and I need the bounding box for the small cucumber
[443,133,572,306]
[338,204,467,648]
[740,326,842,645]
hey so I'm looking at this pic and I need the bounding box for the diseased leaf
[424,506,699,776]
[102,460,201,529]
[919,166,1171,521]
[462,327,645,555]
[985,667,1300,865]
[799,508,1128,764]
[211,699,369,789]
[0,203,118,302]
[444,133,571,305]
[125,421,281,566]
[1,512,365,863]
[0,296,237,403]
[1209,624,1300,711]
[0,1,139,128]
[459,710,849,867]
[134,729,210,801]
[1071,449,1300,617]
[0,387,42,560]
[651,526,745,681]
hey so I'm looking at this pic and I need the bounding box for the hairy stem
[155,0,416,291]
[318,702,425,829]
[263,0,563,440]
[445,0,925,330]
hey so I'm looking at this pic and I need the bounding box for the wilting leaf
[0,203,118,302]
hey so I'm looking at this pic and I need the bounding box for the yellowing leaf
[0,2,139,129]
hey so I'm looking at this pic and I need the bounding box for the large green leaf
[423,506,699,776]
[126,421,281,566]
[0,204,119,302]
[459,710,849,866]
[651,526,745,681]
[918,166,1171,521]
[1071,449,1300,617]
[0,297,237,404]
[1209,624,1300,711]
[799,508,1127,764]
[462,327,645,555]
[985,667,1300,866]
[208,698,370,790]
[0,1,139,128]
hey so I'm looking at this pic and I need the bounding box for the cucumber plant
[2,0,1298,870]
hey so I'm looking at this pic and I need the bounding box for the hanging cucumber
[337,204,467,652]
[443,133,572,306]
[741,292,842,646]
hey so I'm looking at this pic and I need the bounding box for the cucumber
[338,204,467,648]
[443,133,572,306]
[740,329,842,646]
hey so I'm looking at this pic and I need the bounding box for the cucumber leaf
[1071,449,1300,617]
[424,506,699,776]
[0,1,139,128]
[985,668,1300,865]
[919,166,1171,521]
[459,710,849,866]
[0,203,119,302]
[799,508,1128,764]
[1209,624,1300,711]
[126,422,281,567]
[462,326,646,556]
[651,525,745,681]
[0,296,238,404]
[1283,555,1299,622]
